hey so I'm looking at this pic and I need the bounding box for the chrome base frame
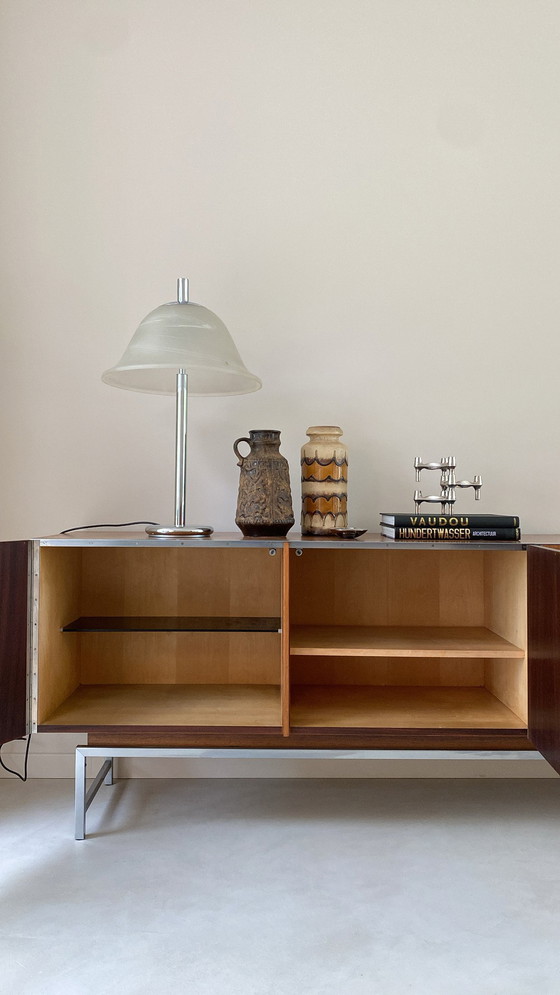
[145,524,213,538]
[73,746,542,840]
[74,752,114,840]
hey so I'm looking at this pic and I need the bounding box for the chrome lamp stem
[145,371,213,538]
[174,369,188,528]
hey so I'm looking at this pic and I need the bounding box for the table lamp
[102,277,262,537]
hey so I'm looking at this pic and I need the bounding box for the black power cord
[60,521,159,535]
[0,734,32,781]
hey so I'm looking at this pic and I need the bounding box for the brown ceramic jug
[234,429,294,537]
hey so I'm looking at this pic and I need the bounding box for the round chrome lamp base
[145,524,213,538]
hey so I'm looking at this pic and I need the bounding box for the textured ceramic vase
[301,426,348,535]
[234,430,294,537]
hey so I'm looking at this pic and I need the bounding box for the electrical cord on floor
[59,521,159,534]
[0,734,32,781]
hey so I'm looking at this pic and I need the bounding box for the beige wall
[1,0,559,540]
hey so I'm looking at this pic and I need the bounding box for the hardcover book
[380,525,521,541]
[380,513,520,528]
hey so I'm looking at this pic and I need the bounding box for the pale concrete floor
[1,778,560,995]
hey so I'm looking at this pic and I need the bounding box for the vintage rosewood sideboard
[1,532,559,834]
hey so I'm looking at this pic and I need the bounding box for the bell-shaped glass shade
[102,300,262,396]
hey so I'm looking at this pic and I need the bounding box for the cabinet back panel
[290,550,485,626]
[290,685,526,730]
[79,547,281,617]
[290,656,484,686]
[79,632,280,684]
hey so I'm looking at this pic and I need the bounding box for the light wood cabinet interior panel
[290,686,526,730]
[41,684,281,730]
[79,545,282,617]
[78,631,280,684]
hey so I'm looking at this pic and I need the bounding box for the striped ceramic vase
[301,426,348,535]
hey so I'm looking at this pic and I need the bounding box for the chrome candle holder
[413,457,482,514]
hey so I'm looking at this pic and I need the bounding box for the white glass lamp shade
[102,298,262,396]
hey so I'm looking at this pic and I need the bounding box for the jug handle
[233,437,251,467]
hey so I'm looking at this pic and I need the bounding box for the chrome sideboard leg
[75,750,114,840]
[75,749,87,841]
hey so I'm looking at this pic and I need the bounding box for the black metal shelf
[62,616,281,633]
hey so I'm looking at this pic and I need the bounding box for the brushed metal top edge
[38,537,286,549]
[34,530,539,551]
[288,540,527,551]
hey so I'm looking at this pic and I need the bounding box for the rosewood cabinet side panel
[0,541,29,747]
[528,545,560,775]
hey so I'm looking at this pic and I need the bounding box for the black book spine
[381,526,521,541]
[381,514,520,528]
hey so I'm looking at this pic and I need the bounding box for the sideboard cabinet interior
[36,545,283,734]
[1,535,560,773]
[289,548,527,735]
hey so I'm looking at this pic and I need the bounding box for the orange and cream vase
[300,425,348,535]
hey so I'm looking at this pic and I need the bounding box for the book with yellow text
[380,525,521,541]
[380,513,520,528]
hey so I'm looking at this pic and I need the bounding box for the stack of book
[380,513,521,542]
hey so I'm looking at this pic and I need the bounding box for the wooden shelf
[39,684,281,730]
[63,616,281,633]
[39,684,526,732]
[290,625,524,658]
[290,686,526,730]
